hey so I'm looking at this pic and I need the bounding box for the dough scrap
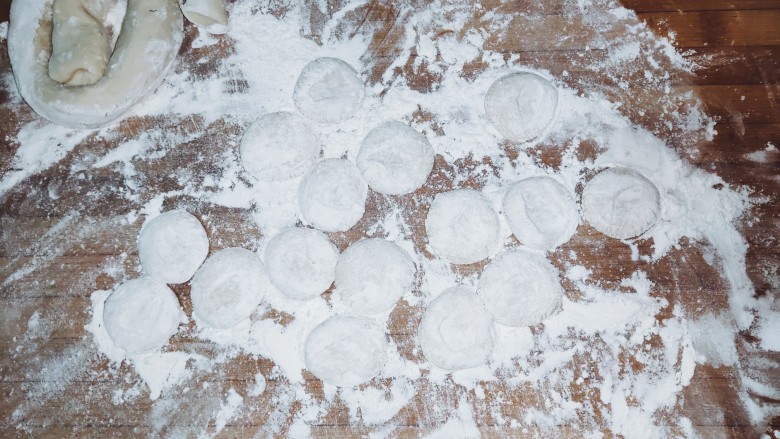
[49,0,111,86]
[293,57,365,124]
[582,167,661,240]
[477,250,563,327]
[137,210,209,285]
[503,176,579,251]
[418,287,495,370]
[298,158,368,233]
[190,248,267,329]
[484,72,558,143]
[181,0,228,35]
[334,238,415,315]
[103,277,184,355]
[356,121,434,195]
[305,315,388,387]
[425,189,501,264]
[265,227,339,300]
[240,112,320,182]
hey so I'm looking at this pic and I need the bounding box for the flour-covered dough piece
[190,248,267,329]
[240,112,320,182]
[298,159,368,232]
[49,0,111,86]
[582,167,661,240]
[425,189,501,264]
[418,287,495,370]
[103,277,185,355]
[138,210,209,285]
[356,121,434,195]
[181,0,228,35]
[265,227,339,300]
[477,250,563,327]
[485,72,558,143]
[8,0,184,128]
[503,176,579,251]
[305,315,388,387]
[293,57,365,124]
[334,238,415,315]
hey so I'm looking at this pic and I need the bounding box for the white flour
[1,0,778,437]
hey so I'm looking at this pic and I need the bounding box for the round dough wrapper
[484,72,558,143]
[240,112,320,182]
[298,158,368,232]
[503,176,579,251]
[190,247,267,329]
[103,277,183,355]
[293,57,365,124]
[335,238,415,315]
[418,287,495,370]
[582,167,661,240]
[304,315,387,387]
[265,227,339,300]
[477,250,564,327]
[425,189,501,264]
[356,121,434,195]
[138,210,209,284]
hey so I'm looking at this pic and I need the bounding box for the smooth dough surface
[8,0,183,128]
[582,167,661,240]
[298,159,368,232]
[103,277,183,355]
[49,0,111,86]
[304,315,388,387]
[138,210,209,285]
[477,250,563,327]
[265,227,339,300]
[418,287,495,370]
[190,248,267,329]
[334,238,415,315]
[484,72,558,143]
[425,189,501,264]
[181,0,228,34]
[240,112,320,182]
[503,176,579,251]
[293,57,365,124]
[356,121,434,195]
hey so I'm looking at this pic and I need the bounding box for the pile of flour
[1,1,778,438]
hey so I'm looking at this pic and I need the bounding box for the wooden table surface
[1,0,779,438]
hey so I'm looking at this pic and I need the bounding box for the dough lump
[190,248,267,329]
[484,72,558,143]
[581,167,661,240]
[298,159,368,232]
[293,57,365,124]
[418,287,495,370]
[503,176,579,251]
[334,238,415,315]
[477,250,563,327]
[425,189,500,264]
[138,210,209,285]
[265,227,339,300]
[103,277,184,355]
[304,315,388,387]
[240,112,320,182]
[356,121,434,195]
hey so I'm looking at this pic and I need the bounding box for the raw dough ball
[477,250,563,327]
[265,227,339,300]
[582,167,661,240]
[484,72,558,143]
[356,121,435,195]
[418,287,495,370]
[293,57,365,124]
[190,248,267,329]
[503,176,579,251]
[334,238,415,315]
[425,189,501,264]
[240,111,320,182]
[305,315,388,387]
[138,210,209,284]
[298,158,368,232]
[181,0,228,35]
[103,277,183,355]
